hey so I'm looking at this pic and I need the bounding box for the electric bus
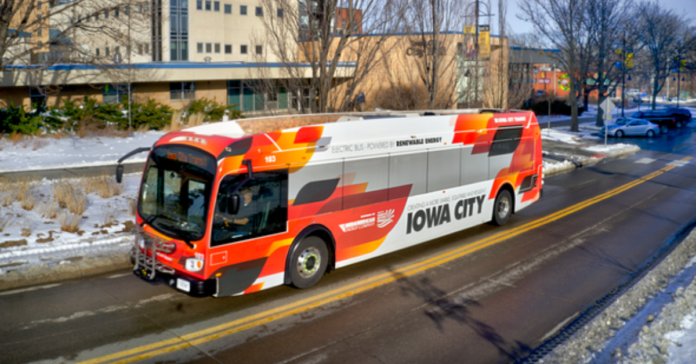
[117,110,543,297]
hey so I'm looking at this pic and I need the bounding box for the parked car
[664,107,692,123]
[600,118,660,138]
[630,110,681,133]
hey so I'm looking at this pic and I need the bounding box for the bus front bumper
[132,247,216,297]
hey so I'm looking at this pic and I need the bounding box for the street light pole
[677,54,681,108]
[621,32,625,117]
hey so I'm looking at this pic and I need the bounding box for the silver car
[600,118,660,138]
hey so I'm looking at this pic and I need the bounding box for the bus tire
[289,236,329,289]
[492,189,513,226]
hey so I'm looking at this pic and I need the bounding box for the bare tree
[637,1,685,110]
[584,0,639,125]
[518,0,588,132]
[251,0,403,114]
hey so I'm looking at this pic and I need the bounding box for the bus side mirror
[228,194,240,215]
[115,164,124,183]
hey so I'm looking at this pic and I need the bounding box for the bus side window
[461,145,488,185]
[489,127,523,180]
[343,156,389,209]
[389,152,427,199]
[427,148,461,192]
[289,162,343,208]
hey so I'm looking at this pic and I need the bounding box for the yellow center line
[79,156,691,364]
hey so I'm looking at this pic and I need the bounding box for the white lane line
[0,283,62,296]
[635,158,656,164]
[668,160,690,167]
[107,272,132,279]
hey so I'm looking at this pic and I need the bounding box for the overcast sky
[490,0,696,36]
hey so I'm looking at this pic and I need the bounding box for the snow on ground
[0,131,164,173]
[0,174,141,273]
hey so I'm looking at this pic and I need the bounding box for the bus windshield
[138,146,216,241]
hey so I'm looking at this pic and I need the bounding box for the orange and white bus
[118,110,543,297]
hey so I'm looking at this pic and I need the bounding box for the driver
[231,188,256,234]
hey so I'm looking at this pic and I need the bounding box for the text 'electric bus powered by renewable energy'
[116,110,543,297]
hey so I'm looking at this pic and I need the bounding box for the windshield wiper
[140,214,160,228]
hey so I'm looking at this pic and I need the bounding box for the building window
[255,6,263,16]
[225,44,232,54]
[37,28,42,36]
[37,41,42,48]
[170,82,196,101]
[37,1,42,10]
[104,9,109,19]
[103,84,129,104]
[94,13,99,21]
[205,1,211,10]
[214,43,221,53]
[224,4,231,14]
[127,45,131,55]
[137,4,142,13]
[115,46,120,54]
[145,44,150,54]
[170,0,190,61]
[206,43,212,53]
[197,42,203,53]
[105,46,110,56]
[86,13,91,22]
[255,45,262,55]
[240,5,247,15]
[214,1,220,11]
[125,5,130,15]
[277,8,283,18]
[115,7,119,17]
[240,45,247,54]
[138,44,143,55]
[197,0,202,10]
[96,48,100,56]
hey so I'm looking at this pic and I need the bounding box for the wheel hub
[498,198,510,218]
[297,247,321,278]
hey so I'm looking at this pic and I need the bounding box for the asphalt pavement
[2,125,696,364]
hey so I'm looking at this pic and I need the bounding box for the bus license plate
[176,278,190,292]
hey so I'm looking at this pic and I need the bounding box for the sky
[491,0,696,37]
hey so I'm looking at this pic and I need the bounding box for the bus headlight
[185,257,204,272]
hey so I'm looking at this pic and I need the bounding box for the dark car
[630,110,682,133]
[664,107,692,123]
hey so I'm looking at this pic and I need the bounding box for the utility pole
[621,32,626,117]
[677,54,681,108]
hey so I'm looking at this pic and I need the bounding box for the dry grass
[32,138,48,151]
[10,131,22,145]
[136,124,150,133]
[81,176,122,199]
[162,111,184,132]
[127,198,137,216]
[1,213,11,232]
[20,188,35,211]
[101,205,117,227]
[188,113,205,127]
[101,125,130,138]
[0,191,12,207]
[40,199,58,219]
[59,212,80,233]
[20,220,32,237]
[50,129,66,140]
[52,181,88,215]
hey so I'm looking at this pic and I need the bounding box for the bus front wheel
[290,236,329,289]
[492,189,513,226]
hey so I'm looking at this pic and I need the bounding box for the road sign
[599,99,615,114]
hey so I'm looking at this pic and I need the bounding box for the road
[2,126,696,364]
[0,161,145,181]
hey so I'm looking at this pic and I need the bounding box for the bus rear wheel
[290,236,329,289]
[492,189,512,226]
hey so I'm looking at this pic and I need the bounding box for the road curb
[0,254,131,292]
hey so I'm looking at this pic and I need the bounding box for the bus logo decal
[339,217,376,232]
[377,209,395,228]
